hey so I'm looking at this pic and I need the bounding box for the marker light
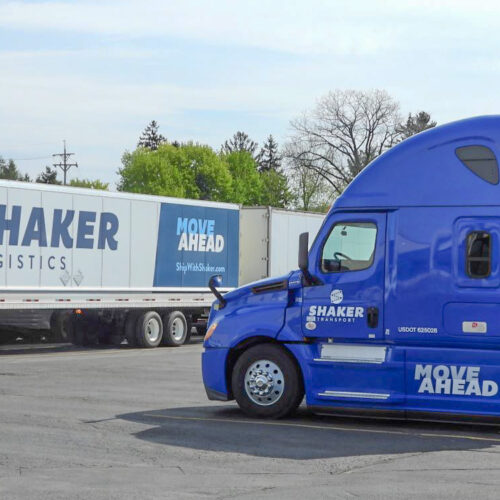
[75,309,83,315]
[204,323,218,341]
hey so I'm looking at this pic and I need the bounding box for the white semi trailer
[0,180,324,347]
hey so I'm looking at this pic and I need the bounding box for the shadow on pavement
[117,404,500,460]
[0,337,203,355]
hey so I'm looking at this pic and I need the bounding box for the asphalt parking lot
[2,341,500,499]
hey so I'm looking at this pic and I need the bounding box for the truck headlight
[204,322,218,341]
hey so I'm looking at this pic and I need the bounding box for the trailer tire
[162,311,190,346]
[232,344,304,419]
[124,311,141,347]
[136,311,163,348]
[50,311,74,342]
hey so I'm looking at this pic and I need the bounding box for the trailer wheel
[50,311,74,342]
[162,311,190,346]
[136,311,163,348]
[124,311,141,347]
[232,344,304,419]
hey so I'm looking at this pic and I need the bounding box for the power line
[9,156,53,161]
[52,140,78,185]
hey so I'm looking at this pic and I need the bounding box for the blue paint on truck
[154,202,239,288]
[203,115,500,420]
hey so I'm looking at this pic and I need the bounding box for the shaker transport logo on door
[306,289,365,326]
[330,289,343,304]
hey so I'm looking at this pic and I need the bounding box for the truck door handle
[367,307,379,328]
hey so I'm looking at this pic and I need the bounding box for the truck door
[302,213,386,340]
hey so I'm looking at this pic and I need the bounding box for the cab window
[321,222,377,273]
[466,231,491,278]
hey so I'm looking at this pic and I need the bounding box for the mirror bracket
[208,275,226,308]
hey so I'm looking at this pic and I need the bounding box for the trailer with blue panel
[0,181,239,347]
[203,115,500,421]
[0,182,325,347]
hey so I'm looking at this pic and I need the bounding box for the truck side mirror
[298,232,321,286]
[298,232,309,272]
[208,274,226,308]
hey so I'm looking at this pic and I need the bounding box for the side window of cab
[466,231,491,278]
[321,222,377,273]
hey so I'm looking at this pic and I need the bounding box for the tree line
[0,157,109,190]
[0,89,436,211]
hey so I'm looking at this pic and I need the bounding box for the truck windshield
[321,222,377,273]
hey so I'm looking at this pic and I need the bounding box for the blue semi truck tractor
[202,115,500,421]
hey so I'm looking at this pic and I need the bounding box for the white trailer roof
[0,179,240,210]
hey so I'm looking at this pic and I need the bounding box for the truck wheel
[232,344,304,419]
[124,311,141,347]
[136,311,163,348]
[162,311,190,346]
[50,311,74,342]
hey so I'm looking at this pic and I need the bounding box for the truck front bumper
[202,347,232,401]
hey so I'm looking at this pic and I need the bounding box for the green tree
[70,178,109,190]
[118,145,187,197]
[257,135,281,172]
[117,143,233,201]
[0,157,30,181]
[289,163,331,212]
[221,131,258,158]
[137,120,167,150]
[260,169,291,208]
[397,111,437,140]
[223,151,262,205]
[181,143,232,201]
[36,166,61,184]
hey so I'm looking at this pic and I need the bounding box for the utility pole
[53,140,78,185]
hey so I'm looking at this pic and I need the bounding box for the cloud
[2,0,500,186]
[0,0,409,56]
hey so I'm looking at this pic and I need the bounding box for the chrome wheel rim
[171,317,185,341]
[146,318,161,343]
[244,359,285,406]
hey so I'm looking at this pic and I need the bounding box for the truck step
[315,389,403,404]
[315,343,387,364]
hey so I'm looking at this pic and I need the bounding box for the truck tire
[232,344,304,419]
[124,311,141,347]
[162,311,190,346]
[136,311,163,348]
[50,311,74,342]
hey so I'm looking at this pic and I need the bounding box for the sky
[1,0,500,187]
